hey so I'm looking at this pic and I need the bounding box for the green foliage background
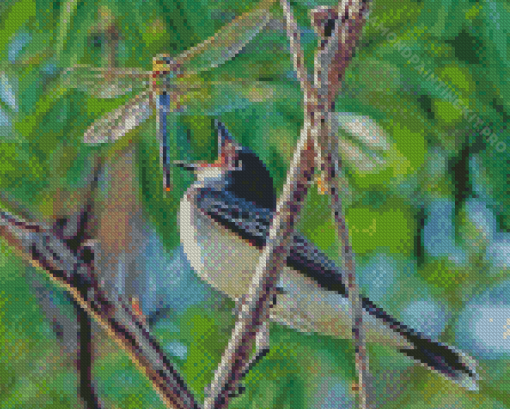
[0,0,509,407]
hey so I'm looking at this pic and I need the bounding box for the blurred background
[0,0,509,407]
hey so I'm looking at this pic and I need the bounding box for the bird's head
[174,120,277,211]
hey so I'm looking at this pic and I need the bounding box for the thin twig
[279,0,314,102]
[319,117,374,409]
[0,166,103,409]
[317,0,371,110]
[203,121,317,409]
[64,159,103,409]
[75,299,103,409]
[311,1,373,408]
[205,0,373,407]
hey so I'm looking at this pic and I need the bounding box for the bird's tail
[400,333,479,390]
[361,297,479,390]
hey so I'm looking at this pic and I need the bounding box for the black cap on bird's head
[174,120,277,211]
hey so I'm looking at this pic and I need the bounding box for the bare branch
[0,205,200,409]
[314,0,372,110]
[279,0,326,186]
[279,0,314,103]
[204,123,318,409]
[319,114,374,409]
[75,298,104,409]
[1,162,104,409]
[204,0,373,408]
[311,1,373,407]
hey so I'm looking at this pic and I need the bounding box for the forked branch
[205,1,372,408]
[0,166,201,409]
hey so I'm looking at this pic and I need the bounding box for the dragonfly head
[152,54,181,75]
[151,54,183,94]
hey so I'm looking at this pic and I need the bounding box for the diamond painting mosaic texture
[0,0,509,407]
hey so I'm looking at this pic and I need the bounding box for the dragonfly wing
[61,65,149,98]
[84,91,153,144]
[174,0,276,75]
[174,80,277,116]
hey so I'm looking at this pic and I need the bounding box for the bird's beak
[173,159,226,171]
[172,161,199,171]
[173,121,238,173]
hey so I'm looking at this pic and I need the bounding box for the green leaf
[0,0,36,61]
[346,197,417,256]
[478,0,510,113]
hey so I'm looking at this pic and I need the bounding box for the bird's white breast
[178,190,411,349]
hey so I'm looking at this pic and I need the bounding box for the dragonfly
[62,0,277,193]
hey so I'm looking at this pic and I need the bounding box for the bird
[175,120,479,391]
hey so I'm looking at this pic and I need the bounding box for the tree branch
[203,121,317,409]
[0,199,200,409]
[311,1,373,408]
[1,170,103,409]
[205,0,373,408]
[75,298,103,409]
[279,0,314,103]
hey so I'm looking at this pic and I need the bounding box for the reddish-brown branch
[205,0,373,408]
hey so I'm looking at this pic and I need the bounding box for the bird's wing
[196,189,345,293]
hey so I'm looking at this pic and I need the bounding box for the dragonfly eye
[153,54,174,67]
